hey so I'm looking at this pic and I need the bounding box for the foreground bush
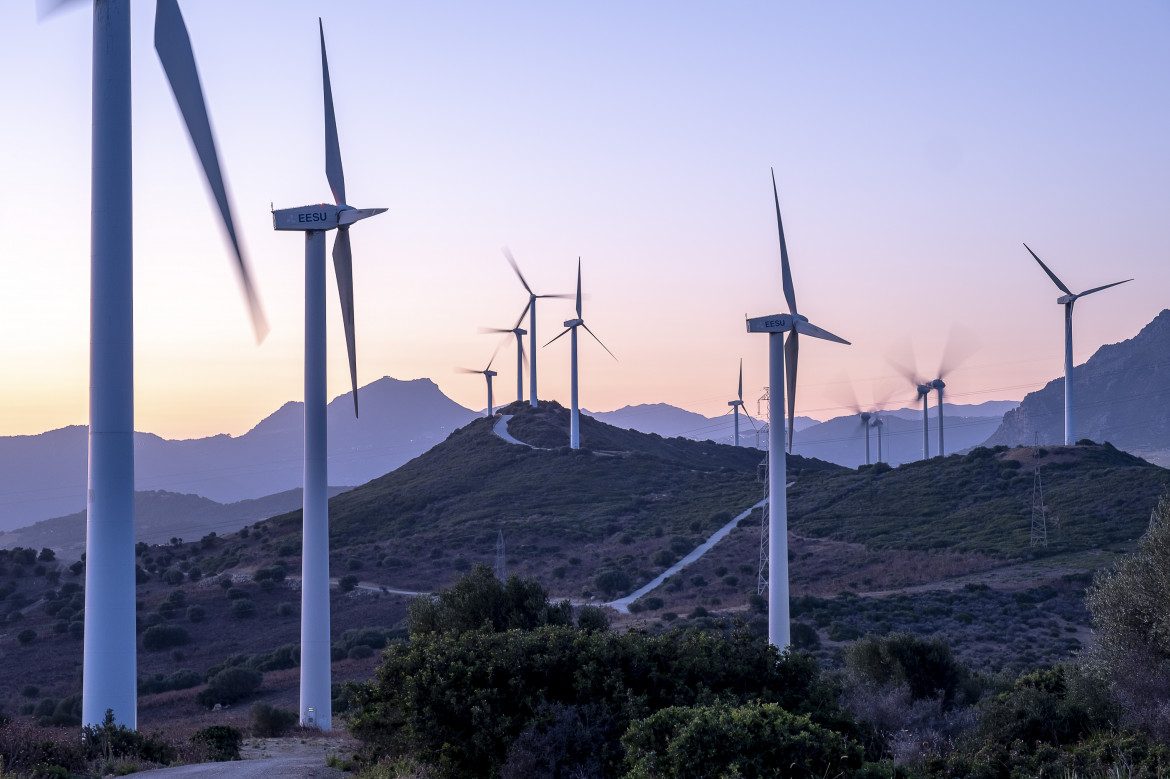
[621,702,865,779]
[249,702,298,737]
[348,623,845,778]
[191,725,242,761]
[195,667,263,708]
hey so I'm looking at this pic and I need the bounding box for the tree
[408,565,573,635]
[1085,492,1170,737]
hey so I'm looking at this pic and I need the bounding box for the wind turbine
[546,259,615,449]
[458,357,500,417]
[41,0,267,729]
[746,170,848,650]
[271,20,386,732]
[1024,244,1132,446]
[504,248,571,408]
[871,414,885,463]
[727,359,756,447]
[479,311,527,404]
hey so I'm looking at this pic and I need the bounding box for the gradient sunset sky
[1,1,1166,439]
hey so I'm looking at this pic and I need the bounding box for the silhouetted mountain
[0,377,477,531]
[589,403,816,445]
[0,486,350,559]
[983,310,1170,465]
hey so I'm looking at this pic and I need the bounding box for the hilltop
[984,309,1170,465]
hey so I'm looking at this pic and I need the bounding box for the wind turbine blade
[938,324,980,378]
[544,327,572,347]
[738,358,743,403]
[455,367,481,374]
[785,330,799,452]
[1078,278,1133,298]
[477,326,512,334]
[514,301,531,329]
[792,319,849,345]
[582,323,617,360]
[154,0,268,342]
[771,168,798,316]
[520,338,529,370]
[502,247,534,296]
[575,258,582,319]
[486,336,506,371]
[319,20,346,206]
[743,408,758,430]
[1023,243,1071,296]
[332,227,359,417]
[36,0,85,19]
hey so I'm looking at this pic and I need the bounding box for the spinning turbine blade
[320,20,345,206]
[1023,243,1071,296]
[582,323,616,360]
[738,359,744,403]
[155,0,267,341]
[772,168,798,315]
[785,331,799,452]
[332,227,359,416]
[503,247,534,296]
[1079,279,1133,298]
[36,0,84,19]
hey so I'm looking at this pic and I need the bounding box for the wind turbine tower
[916,383,931,460]
[547,259,615,449]
[931,379,946,456]
[480,313,527,404]
[728,359,751,446]
[859,412,872,465]
[746,171,848,649]
[271,20,386,731]
[505,249,570,408]
[43,0,266,728]
[1024,244,1131,446]
[459,361,499,416]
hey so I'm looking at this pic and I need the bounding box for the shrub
[650,549,677,567]
[191,725,242,761]
[186,604,206,622]
[844,632,974,709]
[17,628,36,646]
[161,568,185,585]
[248,702,298,737]
[226,587,248,600]
[230,599,256,618]
[621,702,865,779]
[276,602,296,617]
[196,668,263,708]
[577,605,610,632]
[339,575,359,592]
[409,566,573,635]
[593,569,631,596]
[141,624,189,651]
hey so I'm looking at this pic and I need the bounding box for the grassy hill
[0,403,1166,731]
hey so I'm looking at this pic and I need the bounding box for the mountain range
[984,309,1170,466]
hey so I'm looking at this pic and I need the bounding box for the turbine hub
[931,379,946,390]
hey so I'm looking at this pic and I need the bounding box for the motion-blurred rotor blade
[793,319,849,345]
[36,0,85,19]
[771,168,798,316]
[503,247,534,296]
[514,302,531,329]
[887,342,921,385]
[320,19,346,206]
[544,328,572,347]
[332,227,359,417]
[738,359,744,403]
[785,330,799,452]
[582,323,616,360]
[1079,278,1133,298]
[477,326,512,334]
[519,338,529,370]
[155,0,268,342]
[486,337,505,371]
[455,367,482,374]
[575,258,582,319]
[938,324,980,379]
[1023,243,1071,296]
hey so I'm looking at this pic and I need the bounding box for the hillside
[984,309,1170,465]
[0,377,477,530]
[2,405,1168,731]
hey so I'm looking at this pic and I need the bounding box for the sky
[1,1,1167,440]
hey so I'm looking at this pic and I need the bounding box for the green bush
[16,628,36,645]
[339,574,359,592]
[191,725,242,761]
[845,633,974,709]
[195,668,263,708]
[186,604,206,622]
[409,565,573,635]
[248,702,298,737]
[621,702,865,778]
[230,598,256,618]
[141,624,190,651]
[592,569,631,596]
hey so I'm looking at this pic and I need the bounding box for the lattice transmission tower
[494,529,506,580]
[1030,445,1048,548]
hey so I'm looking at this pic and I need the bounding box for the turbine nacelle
[563,317,584,328]
[272,204,387,232]
[930,379,946,391]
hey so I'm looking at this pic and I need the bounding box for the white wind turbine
[40,0,267,729]
[504,248,572,408]
[546,259,615,449]
[746,170,848,650]
[479,311,527,405]
[271,20,386,732]
[458,357,500,417]
[727,359,757,447]
[1024,244,1132,446]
